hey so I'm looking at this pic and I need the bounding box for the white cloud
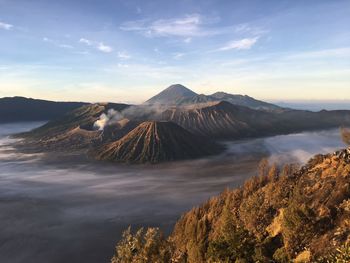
[79,38,113,53]
[58,44,73,49]
[117,51,131,60]
[117,63,129,68]
[234,24,251,33]
[173,53,184,60]
[97,42,113,53]
[120,16,268,43]
[120,14,216,38]
[151,14,202,37]
[0,21,13,30]
[42,37,74,50]
[218,37,259,51]
[79,38,93,46]
[285,47,350,59]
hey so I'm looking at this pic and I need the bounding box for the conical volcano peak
[93,120,222,163]
[164,84,195,94]
[145,84,197,105]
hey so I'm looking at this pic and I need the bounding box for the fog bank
[0,123,345,263]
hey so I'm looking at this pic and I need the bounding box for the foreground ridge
[112,147,350,262]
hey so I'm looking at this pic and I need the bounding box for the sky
[0,0,350,104]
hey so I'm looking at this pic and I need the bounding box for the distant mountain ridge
[0,96,89,123]
[1,85,278,124]
[12,84,350,164]
[146,84,281,111]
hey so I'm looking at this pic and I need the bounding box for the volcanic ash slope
[94,121,223,163]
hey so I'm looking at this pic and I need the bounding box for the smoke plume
[93,109,123,130]
[93,104,170,130]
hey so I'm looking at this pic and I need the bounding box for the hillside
[93,121,222,163]
[111,148,350,262]
[0,96,88,123]
[19,103,130,140]
[35,126,103,150]
[160,101,274,138]
[161,101,350,139]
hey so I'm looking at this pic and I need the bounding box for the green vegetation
[112,151,350,262]
[205,206,256,263]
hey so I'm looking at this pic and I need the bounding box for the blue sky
[0,0,349,103]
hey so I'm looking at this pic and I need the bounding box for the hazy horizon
[1,0,349,102]
[2,91,350,111]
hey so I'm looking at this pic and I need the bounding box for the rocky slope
[112,148,350,262]
[161,101,350,139]
[16,103,130,151]
[22,103,129,138]
[160,101,274,138]
[93,121,222,163]
[36,126,102,150]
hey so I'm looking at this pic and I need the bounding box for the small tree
[206,205,255,262]
[340,127,350,145]
[268,164,279,182]
[111,226,171,263]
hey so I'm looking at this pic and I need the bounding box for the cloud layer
[120,14,218,38]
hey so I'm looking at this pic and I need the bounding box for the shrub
[206,207,256,262]
[111,227,171,263]
[282,203,316,256]
[316,244,350,263]
[273,247,289,263]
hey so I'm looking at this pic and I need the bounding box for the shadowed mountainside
[161,101,350,139]
[111,148,350,262]
[93,121,222,163]
[210,91,281,111]
[0,96,88,123]
[19,103,129,140]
